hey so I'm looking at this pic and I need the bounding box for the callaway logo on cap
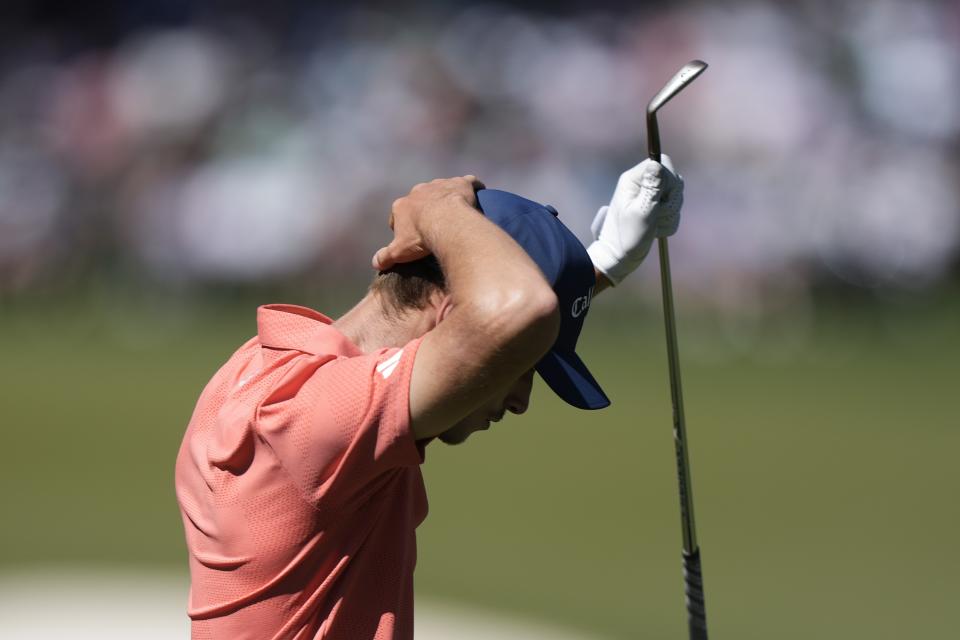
[571,287,593,318]
[475,189,610,410]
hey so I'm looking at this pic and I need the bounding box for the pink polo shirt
[175,304,428,640]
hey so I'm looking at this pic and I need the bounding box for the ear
[432,292,454,328]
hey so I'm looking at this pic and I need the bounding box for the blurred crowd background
[2,0,958,311]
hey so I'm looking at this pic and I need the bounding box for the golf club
[646,59,709,640]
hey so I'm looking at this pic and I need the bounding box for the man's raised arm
[372,176,560,441]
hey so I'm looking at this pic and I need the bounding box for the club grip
[683,548,708,640]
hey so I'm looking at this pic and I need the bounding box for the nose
[506,370,535,415]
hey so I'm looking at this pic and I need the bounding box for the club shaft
[648,105,708,639]
[655,234,698,554]
[648,116,698,556]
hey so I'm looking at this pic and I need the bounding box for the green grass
[1,290,957,639]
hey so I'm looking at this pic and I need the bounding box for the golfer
[175,157,683,639]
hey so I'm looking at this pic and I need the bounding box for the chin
[438,429,470,445]
[438,419,486,445]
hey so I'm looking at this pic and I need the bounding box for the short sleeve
[256,336,424,512]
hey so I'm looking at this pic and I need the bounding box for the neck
[333,293,428,353]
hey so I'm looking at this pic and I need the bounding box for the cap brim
[536,349,610,410]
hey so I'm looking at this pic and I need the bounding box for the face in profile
[438,369,535,445]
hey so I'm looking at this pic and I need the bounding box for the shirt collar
[257,304,363,357]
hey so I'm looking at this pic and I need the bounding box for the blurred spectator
[0,0,957,309]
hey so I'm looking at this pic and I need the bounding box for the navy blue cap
[475,189,610,410]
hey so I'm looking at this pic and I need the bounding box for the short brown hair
[369,255,446,316]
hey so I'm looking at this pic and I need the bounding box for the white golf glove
[587,155,684,286]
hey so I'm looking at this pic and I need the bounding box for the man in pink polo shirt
[176,158,683,639]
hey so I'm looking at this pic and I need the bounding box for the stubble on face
[438,417,488,445]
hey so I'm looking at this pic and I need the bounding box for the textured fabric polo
[175,304,428,639]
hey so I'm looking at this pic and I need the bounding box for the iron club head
[647,60,708,115]
[646,60,708,162]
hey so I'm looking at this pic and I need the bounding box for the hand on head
[372,175,485,272]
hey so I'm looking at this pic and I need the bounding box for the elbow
[518,287,561,354]
[478,284,560,360]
